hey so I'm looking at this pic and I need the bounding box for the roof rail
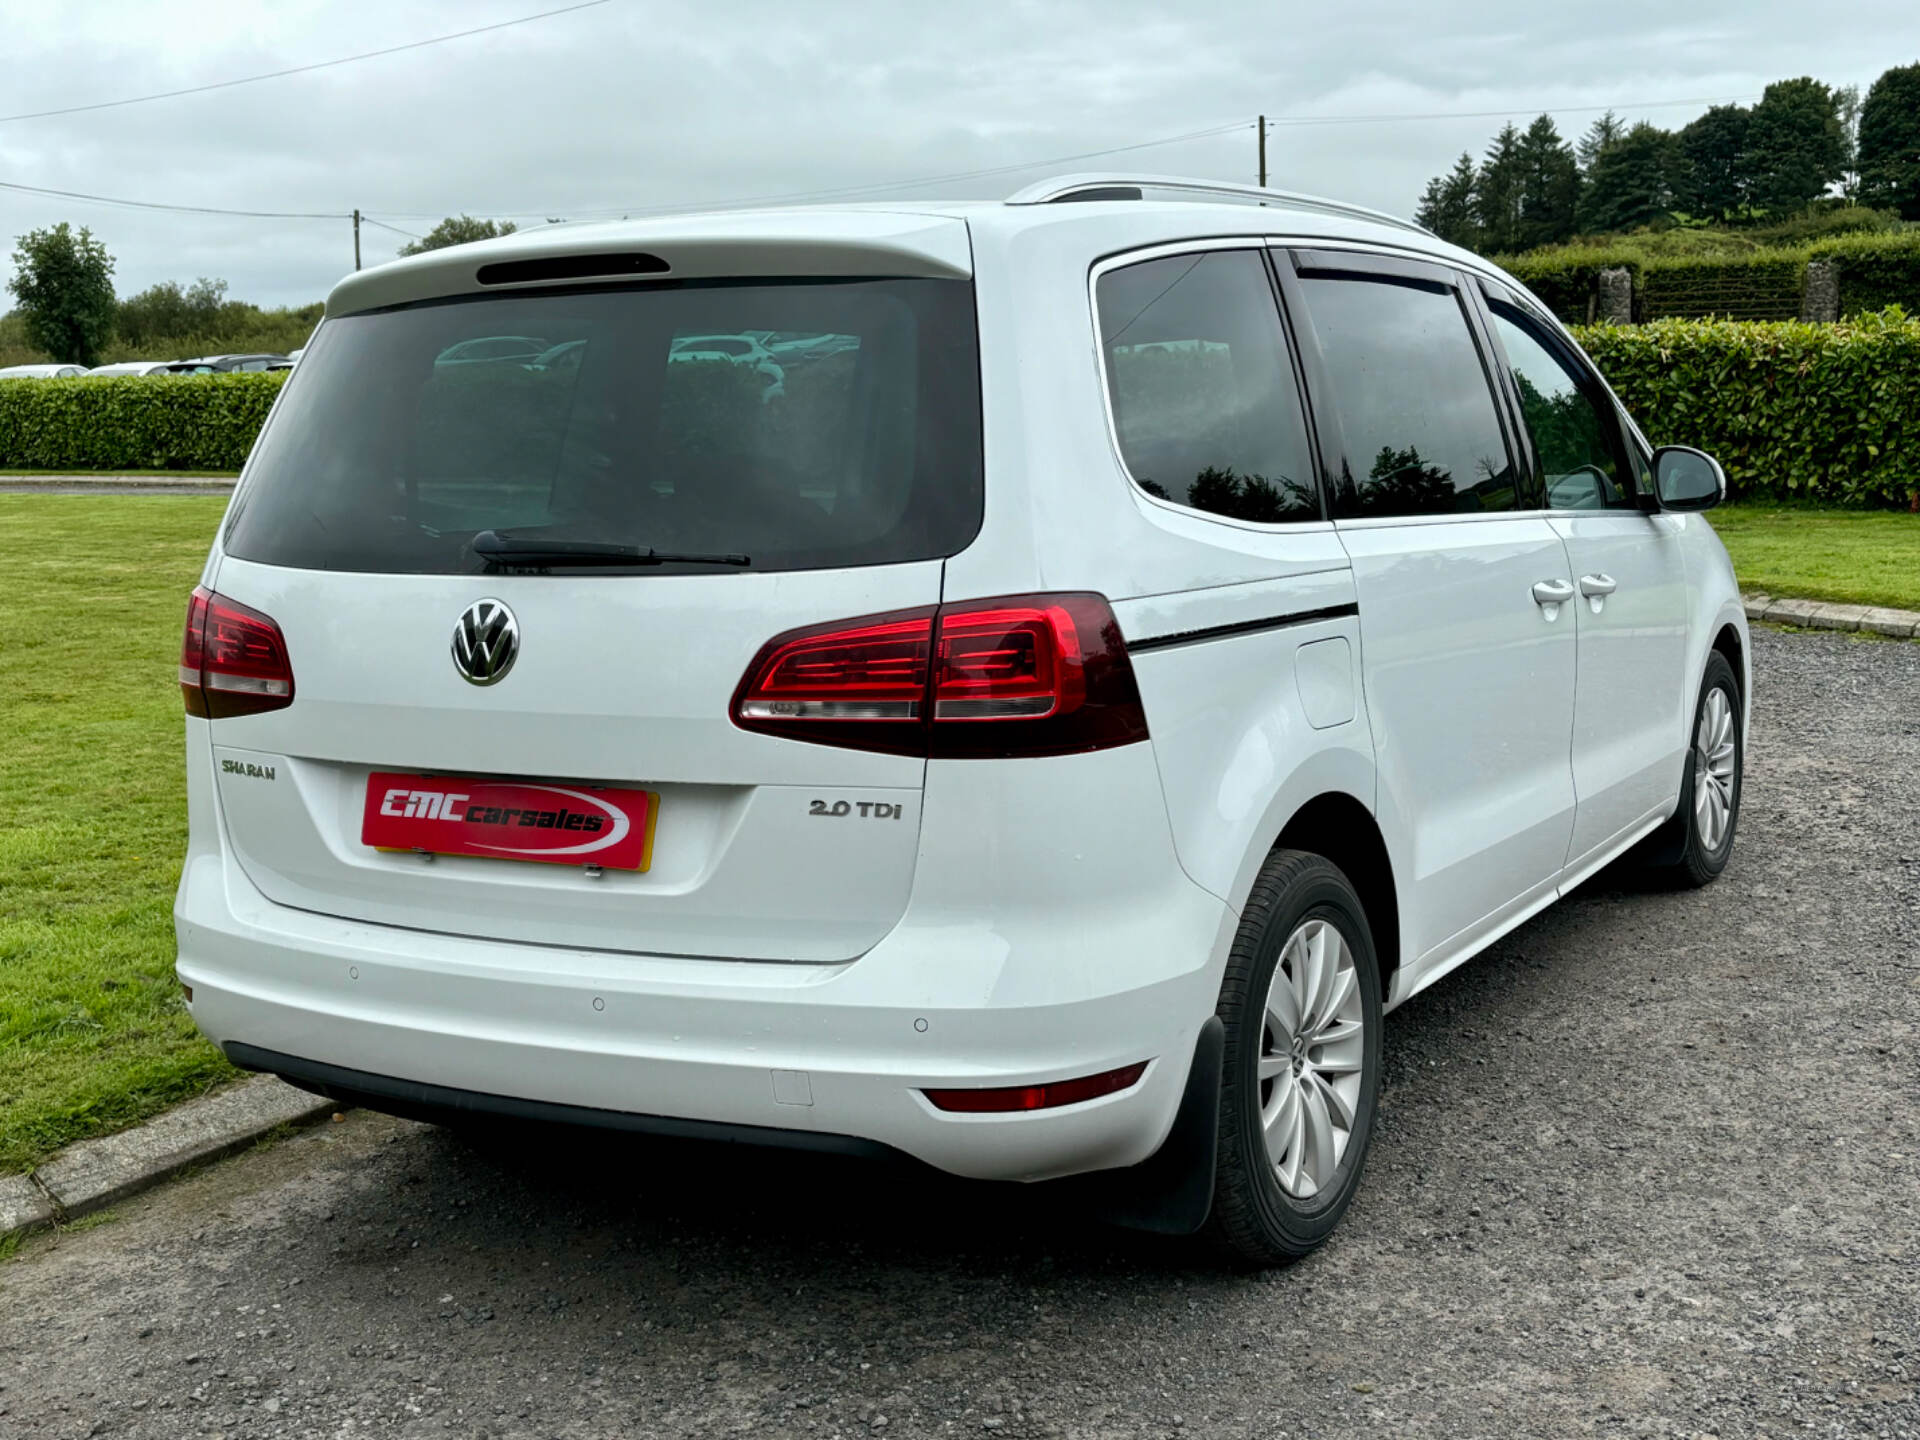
[1003,172,1433,238]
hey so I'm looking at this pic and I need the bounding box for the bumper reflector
[923,1061,1149,1114]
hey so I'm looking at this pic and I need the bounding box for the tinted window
[1096,250,1318,524]
[1296,275,1516,518]
[224,278,982,575]
[1488,302,1634,511]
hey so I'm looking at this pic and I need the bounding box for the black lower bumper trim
[223,1042,897,1160]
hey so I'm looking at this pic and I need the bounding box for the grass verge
[0,468,238,479]
[1710,504,1920,613]
[0,495,236,1174]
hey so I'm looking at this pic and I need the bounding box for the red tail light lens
[732,592,1146,758]
[180,585,295,719]
[731,606,936,756]
[923,1061,1150,1114]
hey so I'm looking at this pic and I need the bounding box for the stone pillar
[1800,259,1839,323]
[1597,267,1635,325]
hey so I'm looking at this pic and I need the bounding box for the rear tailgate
[199,251,980,963]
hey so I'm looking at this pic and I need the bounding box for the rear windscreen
[223,277,982,574]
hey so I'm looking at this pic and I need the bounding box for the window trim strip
[1126,602,1359,654]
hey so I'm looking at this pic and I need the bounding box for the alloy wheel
[1693,687,1737,852]
[1258,918,1366,1199]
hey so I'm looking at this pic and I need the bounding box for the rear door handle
[1531,579,1576,607]
[1578,573,1618,597]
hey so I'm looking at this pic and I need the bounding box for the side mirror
[1651,446,1727,512]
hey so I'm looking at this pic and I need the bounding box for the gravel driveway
[2,626,1915,1439]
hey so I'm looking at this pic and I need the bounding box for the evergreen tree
[1576,110,1626,172]
[1415,153,1481,248]
[1676,104,1752,221]
[1415,175,1447,233]
[1744,77,1846,218]
[1475,123,1526,253]
[1578,122,1680,233]
[1514,114,1580,249]
[1858,62,1920,219]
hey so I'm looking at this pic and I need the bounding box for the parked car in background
[159,354,291,375]
[433,336,549,367]
[176,177,1747,1266]
[0,362,89,379]
[84,361,172,378]
[767,331,861,365]
[669,332,785,398]
[524,339,586,374]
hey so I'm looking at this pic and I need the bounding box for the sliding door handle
[1578,573,1618,597]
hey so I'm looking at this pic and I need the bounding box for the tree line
[1415,63,1920,253]
[3,214,521,367]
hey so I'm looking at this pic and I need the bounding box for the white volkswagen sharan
[174,175,1748,1263]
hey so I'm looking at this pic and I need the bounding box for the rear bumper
[175,737,1235,1183]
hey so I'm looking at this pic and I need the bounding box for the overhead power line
[0,0,613,125]
[0,89,1758,239]
[358,215,423,242]
[0,177,347,220]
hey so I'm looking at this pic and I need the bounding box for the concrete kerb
[1744,592,1920,639]
[1,1075,337,1246]
[0,474,237,496]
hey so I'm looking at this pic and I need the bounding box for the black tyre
[1206,849,1383,1266]
[1641,650,1743,888]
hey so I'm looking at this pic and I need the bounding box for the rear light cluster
[732,592,1148,758]
[923,1060,1150,1114]
[180,586,295,718]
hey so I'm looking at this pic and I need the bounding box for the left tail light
[180,585,295,718]
[732,592,1148,758]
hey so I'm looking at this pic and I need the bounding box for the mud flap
[1059,1015,1222,1235]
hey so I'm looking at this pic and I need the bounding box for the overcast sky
[2,0,1916,310]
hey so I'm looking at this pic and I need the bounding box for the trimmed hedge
[1502,231,1920,322]
[1811,232,1920,316]
[0,372,286,471]
[1573,309,1920,507]
[1640,253,1806,321]
[1499,248,1643,324]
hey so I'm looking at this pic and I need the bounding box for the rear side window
[1095,250,1319,524]
[1294,274,1517,518]
[1486,301,1635,511]
[224,278,981,575]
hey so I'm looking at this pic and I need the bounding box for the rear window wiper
[471,531,750,568]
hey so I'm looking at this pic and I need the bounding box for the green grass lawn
[0,495,237,1174]
[1710,504,1920,613]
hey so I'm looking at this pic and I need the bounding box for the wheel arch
[1272,791,1401,1001]
[1711,620,1747,719]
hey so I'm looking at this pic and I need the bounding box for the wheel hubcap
[1693,687,1737,852]
[1258,918,1365,1200]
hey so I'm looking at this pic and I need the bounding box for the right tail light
[732,592,1147,758]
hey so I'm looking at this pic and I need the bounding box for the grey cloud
[1,0,1914,308]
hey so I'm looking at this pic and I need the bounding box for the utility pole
[1257,115,1267,189]
[353,209,361,271]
